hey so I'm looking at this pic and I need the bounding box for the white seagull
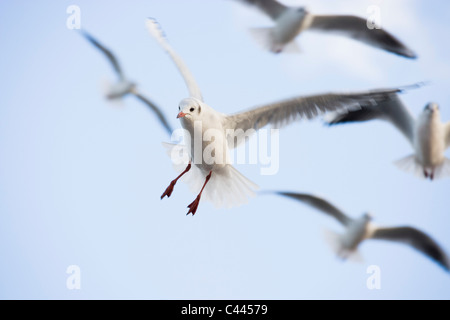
[233,0,416,58]
[81,30,174,135]
[276,192,450,271]
[326,94,450,180]
[146,18,410,215]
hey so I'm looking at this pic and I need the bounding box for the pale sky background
[1,0,450,299]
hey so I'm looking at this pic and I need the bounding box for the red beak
[177,111,186,119]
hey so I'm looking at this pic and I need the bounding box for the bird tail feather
[394,155,450,180]
[162,142,259,208]
[322,229,364,263]
[99,77,123,106]
[323,228,343,255]
[248,27,288,53]
[394,154,424,178]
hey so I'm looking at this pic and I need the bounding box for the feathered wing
[162,142,258,208]
[326,94,416,145]
[445,121,450,149]
[371,226,450,271]
[224,87,402,147]
[146,18,203,102]
[276,192,352,226]
[132,92,174,135]
[307,15,416,59]
[81,30,125,80]
[235,0,287,20]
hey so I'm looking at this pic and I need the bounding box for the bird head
[294,6,309,16]
[422,103,441,123]
[362,212,373,222]
[424,102,440,114]
[177,97,204,123]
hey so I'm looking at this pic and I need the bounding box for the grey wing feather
[276,192,352,226]
[132,92,174,136]
[146,18,203,101]
[81,30,124,80]
[371,226,450,271]
[326,94,416,145]
[225,88,402,147]
[308,15,417,59]
[236,0,287,20]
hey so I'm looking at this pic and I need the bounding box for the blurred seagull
[81,30,173,135]
[326,95,450,180]
[233,0,416,58]
[275,192,450,271]
[147,18,410,216]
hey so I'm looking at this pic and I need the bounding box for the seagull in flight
[275,191,450,272]
[81,30,174,135]
[233,0,416,58]
[146,18,412,216]
[326,94,450,180]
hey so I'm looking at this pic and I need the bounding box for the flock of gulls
[79,0,450,273]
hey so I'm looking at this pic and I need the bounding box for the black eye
[190,108,194,112]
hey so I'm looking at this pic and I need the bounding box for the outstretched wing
[308,15,417,59]
[225,87,403,147]
[326,94,416,146]
[276,192,353,226]
[81,30,125,80]
[146,18,203,102]
[371,226,450,271]
[235,0,288,20]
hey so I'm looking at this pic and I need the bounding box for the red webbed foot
[186,196,201,216]
[160,163,191,200]
[161,181,176,199]
[185,171,212,216]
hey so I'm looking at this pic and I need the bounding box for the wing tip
[396,81,429,93]
[145,17,166,39]
[394,47,417,59]
[401,48,418,59]
[434,250,450,273]
[443,261,450,273]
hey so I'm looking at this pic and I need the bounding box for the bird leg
[186,171,212,216]
[423,169,429,179]
[161,163,191,199]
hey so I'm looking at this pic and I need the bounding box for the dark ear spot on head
[198,106,201,113]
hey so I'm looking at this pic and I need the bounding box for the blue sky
[0,0,449,299]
